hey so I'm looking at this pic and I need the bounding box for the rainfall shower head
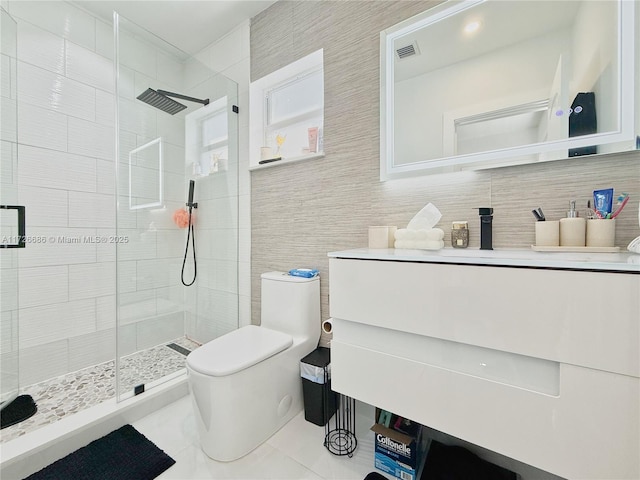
[136,88,209,115]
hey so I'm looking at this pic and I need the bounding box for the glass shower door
[0,7,20,411]
[114,13,239,400]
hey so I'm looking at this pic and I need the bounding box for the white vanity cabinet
[328,249,640,480]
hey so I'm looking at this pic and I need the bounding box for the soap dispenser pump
[478,207,493,250]
[559,200,586,247]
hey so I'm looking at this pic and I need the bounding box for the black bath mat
[25,424,175,480]
[1,394,37,429]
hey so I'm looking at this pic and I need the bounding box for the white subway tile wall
[65,40,115,93]
[16,21,65,75]
[18,299,97,349]
[17,103,68,151]
[68,116,115,160]
[2,20,20,391]
[5,1,178,387]
[9,1,96,50]
[18,266,69,308]
[0,96,17,142]
[5,0,244,389]
[17,145,96,191]
[18,61,97,120]
[182,20,248,338]
[68,262,116,300]
[18,185,68,227]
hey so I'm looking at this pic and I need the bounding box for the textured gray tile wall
[250,0,640,324]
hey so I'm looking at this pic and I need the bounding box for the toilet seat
[187,325,293,377]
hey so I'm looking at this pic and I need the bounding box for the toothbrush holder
[586,219,616,247]
[535,221,560,247]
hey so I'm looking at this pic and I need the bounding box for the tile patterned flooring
[135,395,563,480]
[0,337,200,443]
[2,347,562,479]
[134,394,382,480]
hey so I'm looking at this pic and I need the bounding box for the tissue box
[372,409,427,480]
[394,228,444,250]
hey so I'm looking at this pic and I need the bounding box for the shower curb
[0,376,188,479]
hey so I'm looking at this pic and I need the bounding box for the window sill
[249,152,324,171]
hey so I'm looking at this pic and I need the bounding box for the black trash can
[300,347,338,426]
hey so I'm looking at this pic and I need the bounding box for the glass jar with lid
[451,221,469,248]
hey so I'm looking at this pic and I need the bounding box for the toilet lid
[186,325,293,377]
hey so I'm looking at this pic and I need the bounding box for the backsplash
[250,0,640,323]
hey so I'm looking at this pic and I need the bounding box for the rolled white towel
[425,228,444,241]
[394,240,417,249]
[414,229,428,240]
[395,239,444,250]
[396,229,417,241]
[394,228,409,240]
[401,228,444,241]
[416,240,444,250]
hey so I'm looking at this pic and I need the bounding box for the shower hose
[181,206,197,286]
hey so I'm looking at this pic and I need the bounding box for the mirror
[381,0,638,180]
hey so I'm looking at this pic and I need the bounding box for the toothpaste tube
[593,188,614,217]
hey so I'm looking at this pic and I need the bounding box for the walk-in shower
[0,4,239,471]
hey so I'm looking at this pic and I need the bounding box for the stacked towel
[394,228,444,250]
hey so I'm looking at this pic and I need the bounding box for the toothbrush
[586,200,596,219]
[610,193,629,219]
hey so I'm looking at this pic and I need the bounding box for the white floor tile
[156,442,324,480]
[267,404,384,480]
[133,395,199,458]
[134,395,385,480]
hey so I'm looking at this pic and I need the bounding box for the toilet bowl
[186,271,320,461]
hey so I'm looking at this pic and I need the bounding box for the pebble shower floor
[0,337,200,443]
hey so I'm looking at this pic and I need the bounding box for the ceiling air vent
[396,41,419,59]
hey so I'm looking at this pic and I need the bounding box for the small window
[250,49,324,169]
[267,69,323,126]
[202,110,228,147]
[186,96,229,176]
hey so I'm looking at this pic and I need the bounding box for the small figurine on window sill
[275,133,286,157]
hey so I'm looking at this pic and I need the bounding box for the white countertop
[328,248,640,273]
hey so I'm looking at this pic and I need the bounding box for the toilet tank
[260,272,320,338]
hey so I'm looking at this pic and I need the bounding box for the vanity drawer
[331,337,639,480]
[329,258,640,377]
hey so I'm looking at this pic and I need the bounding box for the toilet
[186,271,320,461]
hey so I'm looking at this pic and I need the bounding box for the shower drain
[166,343,191,356]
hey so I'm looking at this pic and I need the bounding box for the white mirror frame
[380,0,636,181]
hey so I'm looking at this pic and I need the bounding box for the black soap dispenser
[478,207,493,250]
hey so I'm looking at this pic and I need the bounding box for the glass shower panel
[0,7,19,410]
[114,13,238,400]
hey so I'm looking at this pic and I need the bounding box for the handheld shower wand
[181,180,197,286]
[187,180,195,207]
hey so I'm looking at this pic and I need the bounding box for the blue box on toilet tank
[372,409,425,480]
